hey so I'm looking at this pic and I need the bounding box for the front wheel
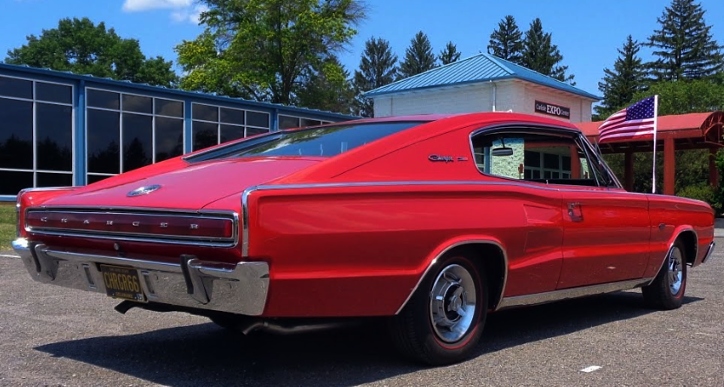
[389,253,487,365]
[642,240,687,310]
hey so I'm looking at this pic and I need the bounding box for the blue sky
[2,0,724,99]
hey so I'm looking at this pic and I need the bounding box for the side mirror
[491,147,514,157]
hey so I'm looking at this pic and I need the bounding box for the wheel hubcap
[429,264,476,343]
[668,247,684,295]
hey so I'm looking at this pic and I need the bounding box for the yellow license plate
[100,264,146,302]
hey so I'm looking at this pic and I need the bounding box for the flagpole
[651,95,659,194]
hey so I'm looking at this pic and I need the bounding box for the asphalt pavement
[0,241,722,387]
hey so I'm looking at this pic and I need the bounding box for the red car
[12,113,716,365]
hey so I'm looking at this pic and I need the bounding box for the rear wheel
[642,240,687,310]
[389,253,487,365]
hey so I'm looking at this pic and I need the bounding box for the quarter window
[470,129,615,187]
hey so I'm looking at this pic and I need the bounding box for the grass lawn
[0,203,15,251]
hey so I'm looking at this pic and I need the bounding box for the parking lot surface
[0,241,722,387]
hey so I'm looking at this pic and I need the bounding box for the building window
[523,150,572,179]
[191,103,271,151]
[86,88,184,183]
[278,114,329,130]
[0,75,73,195]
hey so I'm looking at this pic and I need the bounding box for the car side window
[470,128,602,186]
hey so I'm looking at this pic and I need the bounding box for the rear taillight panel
[24,209,238,247]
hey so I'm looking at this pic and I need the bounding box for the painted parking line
[0,254,19,259]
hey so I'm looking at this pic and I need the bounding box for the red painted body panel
[16,112,715,318]
[558,188,651,288]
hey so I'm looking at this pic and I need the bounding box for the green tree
[5,17,177,87]
[605,80,724,196]
[176,0,366,105]
[633,80,724,115]
[520,18,574,84]
[438,41,461,65]
[487,15,523,63]
[353,37,397,117]
[296,56,355,114]
[398,31,436,79]
[647,0,722,81]
[595,35,646,119]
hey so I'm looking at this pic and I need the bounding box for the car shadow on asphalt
[35,291,702,387]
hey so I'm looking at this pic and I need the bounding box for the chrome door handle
[568,202,583,222]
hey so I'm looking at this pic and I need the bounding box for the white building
[364,53,599,123]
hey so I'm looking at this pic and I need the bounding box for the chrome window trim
[466,123,623,189]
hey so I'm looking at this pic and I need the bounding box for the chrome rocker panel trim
[12,238,269,316]
[496,278,653,310]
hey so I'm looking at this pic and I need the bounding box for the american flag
[598,96,657,143]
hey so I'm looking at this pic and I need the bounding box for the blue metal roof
[0,63,357,120]
[364,53,600,100]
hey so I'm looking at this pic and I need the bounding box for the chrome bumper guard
[12,238,269,316]
[701,241,716,264]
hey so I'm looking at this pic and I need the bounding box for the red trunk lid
[43,157,322,210]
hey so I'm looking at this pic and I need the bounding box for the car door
[555,136,651,289]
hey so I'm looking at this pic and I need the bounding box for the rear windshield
[186,121,424,162]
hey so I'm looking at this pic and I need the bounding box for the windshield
[186,121,425,163]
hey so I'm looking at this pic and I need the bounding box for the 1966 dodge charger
[12,112,716,365]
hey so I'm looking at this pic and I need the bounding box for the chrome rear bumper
[12,238,269,316]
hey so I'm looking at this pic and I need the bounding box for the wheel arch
[675,228,698,265]
[395,238,508,314]
[647,227,698,286]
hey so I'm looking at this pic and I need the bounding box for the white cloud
[122,0,208,24]
[122,0,192,12]
[170,4,209,24]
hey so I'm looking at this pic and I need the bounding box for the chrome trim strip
[241,186,257,257]
[701,241,716,264]
[394,240,508,315]
[13,238,270,316]
[645,228,697,286]
[496,278,653,310]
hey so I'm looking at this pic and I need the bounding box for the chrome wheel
[668,246,684,295]
[429,263,477,343]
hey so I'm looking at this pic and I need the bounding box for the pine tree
[439,41,461,65]
[398,31,436,79]
[487,15,523,63]
[520,18,575,84]
[647,0,722,80]
[353,37,398,117]
[596,35,646,119]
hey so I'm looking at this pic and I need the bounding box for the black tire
[389,252,487,366]
[642,240,687,310]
